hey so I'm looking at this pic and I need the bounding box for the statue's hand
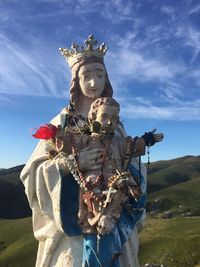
[97,215,115,235]
[78,147,107,171]
[142,129,164,146]
[153,133,164,143]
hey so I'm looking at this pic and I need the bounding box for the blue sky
[0,0,200,168]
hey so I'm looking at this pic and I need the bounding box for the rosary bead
[68,154,74,160]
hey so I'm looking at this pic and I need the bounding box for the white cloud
[101,0,136,24]
[107,43,186,84]
[0,95,12,103]
[0,0,200,124]
[175,24,200,62]
[160,5,175,16]
[121,100,200,121]
[188,4,200,15]
[0,33,69,98]
[158,82,184,103]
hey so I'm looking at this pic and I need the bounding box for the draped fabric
[21,108,147,267]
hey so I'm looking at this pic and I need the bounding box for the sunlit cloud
[0,33,69,98]
[175,24,200,62]
[121,100,200,121]
[0,0,200,123]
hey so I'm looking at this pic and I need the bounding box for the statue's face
[95,104,119,133]
[78,62,106,99]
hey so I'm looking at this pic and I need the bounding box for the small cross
[71,42,79,53]
[83,191,94,212]
[85,35,97,51]
[102,187,117,208]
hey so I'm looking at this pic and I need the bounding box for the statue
[21,35,163,267]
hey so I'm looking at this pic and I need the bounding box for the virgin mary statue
[21,34,147,267]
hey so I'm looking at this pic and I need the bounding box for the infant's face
[95,104,119,133]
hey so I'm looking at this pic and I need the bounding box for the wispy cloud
[188,4,200,15]
[110,49,185,82]
[0,33,69,98]
[0,0,200,123]
[175,24,200,62]
[121,100,200,121]
[0,95,12,103]
[101,0,135,24]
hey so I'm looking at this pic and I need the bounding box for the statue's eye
[96,70,104,78]
[101,113,107,120]
[84,74,89,79]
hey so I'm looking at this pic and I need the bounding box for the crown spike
[59,34,107,68]
[84,34,98,51]
[71,42,79,54]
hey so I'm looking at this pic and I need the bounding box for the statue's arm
[132,130,164,157]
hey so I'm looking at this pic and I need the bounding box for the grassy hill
[147,155,200,193]
[139,216,200,267]
[148,177,200,215]
[0,155,199,266]
[0,217,37,267]
[0,216,199,267]
[146,155,200,217]
[0,164,31,219]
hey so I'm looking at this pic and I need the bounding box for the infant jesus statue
[33,97,164,235]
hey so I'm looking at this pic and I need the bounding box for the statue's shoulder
[50,107,68,127]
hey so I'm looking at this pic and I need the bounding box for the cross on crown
[59,34,107,68]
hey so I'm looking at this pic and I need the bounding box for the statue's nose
[90,79,95,87]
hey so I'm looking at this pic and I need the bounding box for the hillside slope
[1,155,200,219]
[0,217,37,267]
[139,216,200,267]
[0,165,31,218]
[147,155,200,193]
[0,156,199,267]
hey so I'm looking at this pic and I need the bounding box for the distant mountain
[0,164,31,219]
[0,164,25,177]
[1,155,200,219]
[147,155,200,193]
[147,155,200,216]
[0,157,200,267]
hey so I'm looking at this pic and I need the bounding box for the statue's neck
[76,96,96,118]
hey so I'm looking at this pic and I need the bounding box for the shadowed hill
[147,155,200,193]
[0,155,199,219]
[0,165,31,219]
[0,156,200,267]
[147,155,200,216]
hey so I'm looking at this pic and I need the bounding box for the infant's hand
[153,133,164,143]
[78,147,107,171]
[97,215,115,235]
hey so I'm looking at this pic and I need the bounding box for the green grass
[139,216,200,267]
[0,217,37,267]
[148,156,200,193]
[0,216,199,267]
[148,177,200,215]
[0,156,199,266]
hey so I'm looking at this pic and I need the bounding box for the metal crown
[59,34,107,68]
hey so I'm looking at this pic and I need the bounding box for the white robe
[20,108,147,267]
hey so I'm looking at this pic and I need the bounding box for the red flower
[32,124,58,140]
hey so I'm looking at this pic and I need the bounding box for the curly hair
[69,57,113,110]
[88,97,120,122]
